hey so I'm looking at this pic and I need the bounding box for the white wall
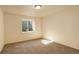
[43,6,79,50]
[4,13,43,44]
[0,8,4,52]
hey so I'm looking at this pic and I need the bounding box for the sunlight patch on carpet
[41,39,54,45]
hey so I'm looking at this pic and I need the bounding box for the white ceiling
[0,5,78,17]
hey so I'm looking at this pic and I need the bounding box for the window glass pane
[28,21,33,31]
[22,21,27,32]
[22,20,34,32]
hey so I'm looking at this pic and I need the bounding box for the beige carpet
[1,39,79,54]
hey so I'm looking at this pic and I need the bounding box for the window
[22,19,35,32]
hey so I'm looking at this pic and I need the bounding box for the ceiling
[0,5,78,17]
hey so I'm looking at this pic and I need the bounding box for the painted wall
[43,6,79,50]
[4,13,43,44]
[0,8,4,52]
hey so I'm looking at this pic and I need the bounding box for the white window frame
[22,19,35,33]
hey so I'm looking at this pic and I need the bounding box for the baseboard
[5,37,43,45]
[54,41,79,51]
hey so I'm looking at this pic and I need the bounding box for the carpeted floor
[1,39,79,54]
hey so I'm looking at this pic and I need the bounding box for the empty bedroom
[0,5,79,54]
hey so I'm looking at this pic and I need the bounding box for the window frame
[22,19,35,33]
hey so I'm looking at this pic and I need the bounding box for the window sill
[22,31,34,33]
